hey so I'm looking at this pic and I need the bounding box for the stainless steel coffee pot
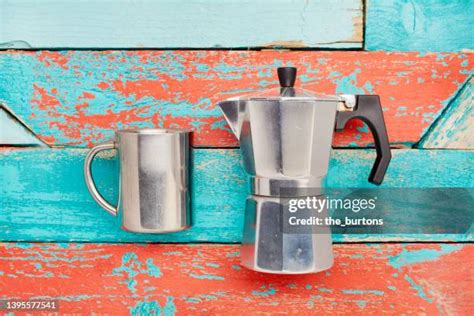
[218,67,391,274]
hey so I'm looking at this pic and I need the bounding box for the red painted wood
[1,51,472,147]
[0,243,471,314]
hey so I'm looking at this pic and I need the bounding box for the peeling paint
[189,273,224,281]
[3,243,466,313]
[404,275,433,303]
[113,252,162,294]
[388,244,462,269]
[418,76,473,149]
[252,286,276,297]
[1,148,473,243]
[0,51,471,147]
[342,289,384,296]
[130,297,176,316]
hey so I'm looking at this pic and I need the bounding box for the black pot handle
[336,95,392,185]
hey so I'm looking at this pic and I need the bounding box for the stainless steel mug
[84,129,191,233]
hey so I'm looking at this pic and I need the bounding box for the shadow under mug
[84,129,191,233]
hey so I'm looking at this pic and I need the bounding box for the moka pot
[218,67,391,274]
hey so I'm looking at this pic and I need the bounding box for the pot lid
[240,67,341,102]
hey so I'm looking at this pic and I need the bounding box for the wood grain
[0,105,44,146]
[0,0,362,49]
[366,0,474,51]
[1,148,472,243]
[0,51,472,147]
[418,76,473,149]
[0,243,472,315]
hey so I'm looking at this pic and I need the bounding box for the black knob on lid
[277,67,297,88]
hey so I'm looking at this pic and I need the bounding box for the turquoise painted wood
[0,51,472,148]
[0,105,44,146]
[366,0,474,51]
[1,148,472,243]
[0,0,362,49]
[419,77,473,149]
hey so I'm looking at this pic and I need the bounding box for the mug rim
[116,128,191,135]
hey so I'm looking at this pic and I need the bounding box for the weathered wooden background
[0,0,473,314]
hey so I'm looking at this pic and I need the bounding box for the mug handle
[83,142,118,216]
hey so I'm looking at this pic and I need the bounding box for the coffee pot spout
[217,99,245,140]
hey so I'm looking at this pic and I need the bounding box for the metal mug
[84,128,191,233]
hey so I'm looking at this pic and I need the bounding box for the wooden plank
[418,77,473,149]
[0,105,45,146]
[0,0,362,49]
[0,242,472,314]
[1,148,472,243]
[366,0,474,51]
[0,51,472,148]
